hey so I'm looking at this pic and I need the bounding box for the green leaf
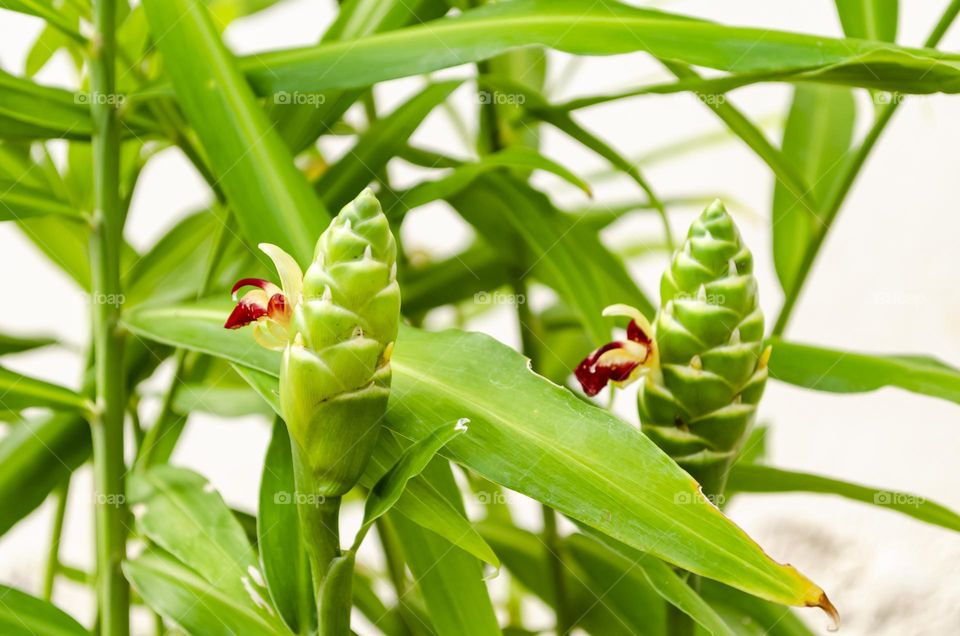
[0,1,86,44]
[578,531,736,636]
[772,85,855,293]
[401,146,591,209]
[127,464,278,620]
[0,70,91,139]
[235,362,500,567]
[317,551,356,636]
[479,521,662,635]
[768,339,960,405]
[401,241,510,315]
[835,0,898,41]
[449,173,654,343]
[141,0,329,266]
[699,580,814,636]
[258,420,315,634]
[354,419,468,549]
[269,0,450,153]
[389,461,501,636]
[0,585,88,636]
[123,208,238,307]
[0,332,56,356]
[0,413,89,537]
[124,550,288,636]
[0,366,91,414]
[662,62,815,220]
[728,463,960,533]
[121,301,835,610]
[239,0,960,95]
[0,180,84,221]
[316,81,461,211]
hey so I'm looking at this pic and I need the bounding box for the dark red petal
[267,293,290,323]
[574,342,641,396]
[626,320,652,355]
[224,298,268,329]
[231,278,275,298]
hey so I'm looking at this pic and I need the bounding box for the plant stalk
[772,0,960,336]
[291,442,345,634]
[88,0,129,633]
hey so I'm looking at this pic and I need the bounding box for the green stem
[291,443,345,634]
[772,0,960,336]
[42,478,70,601]
[88,1,129,633]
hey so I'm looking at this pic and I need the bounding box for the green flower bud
[638,200,768,494]
[225,189,400,496]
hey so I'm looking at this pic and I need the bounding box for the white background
[2,1,960,634]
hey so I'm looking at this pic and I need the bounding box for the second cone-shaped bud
[282,189,400,497]
[638,200,768,495]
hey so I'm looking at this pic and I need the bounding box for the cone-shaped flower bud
[639,200,769,495]
[226,189,400,496]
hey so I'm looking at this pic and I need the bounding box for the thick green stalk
[773,0,960,336]
[88,1,128,634]
[291,442,344,634]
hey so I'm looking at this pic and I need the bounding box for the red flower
[574,305,658,397]
[224,244,304,350]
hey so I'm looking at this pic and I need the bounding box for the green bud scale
[638,200,768,495]
[284,190,400,497]
[225,188,400,498]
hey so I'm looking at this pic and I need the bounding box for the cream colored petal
[602,303,654,335]
[259,243,304,308]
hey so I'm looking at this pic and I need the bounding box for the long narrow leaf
[773,85,855,293]
[122,300,836,611]
[258,420,315,634]
[768,339,960,405]
[354,419,468,548]
[239,0,960,95]
[234,362,500,567]
[124,550,287,636]
[835,0,898,41]
[316,81,460,211]
[0,366,90,414]
[389,460,501,636]
[0,585,87,636]
[141,0,329,265]
[728,463,960,532]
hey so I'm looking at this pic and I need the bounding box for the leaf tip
[811,591,840,631]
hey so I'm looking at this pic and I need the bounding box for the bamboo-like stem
[773,0,960,336]
[88,0,129,633]
[42,478,70,601]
